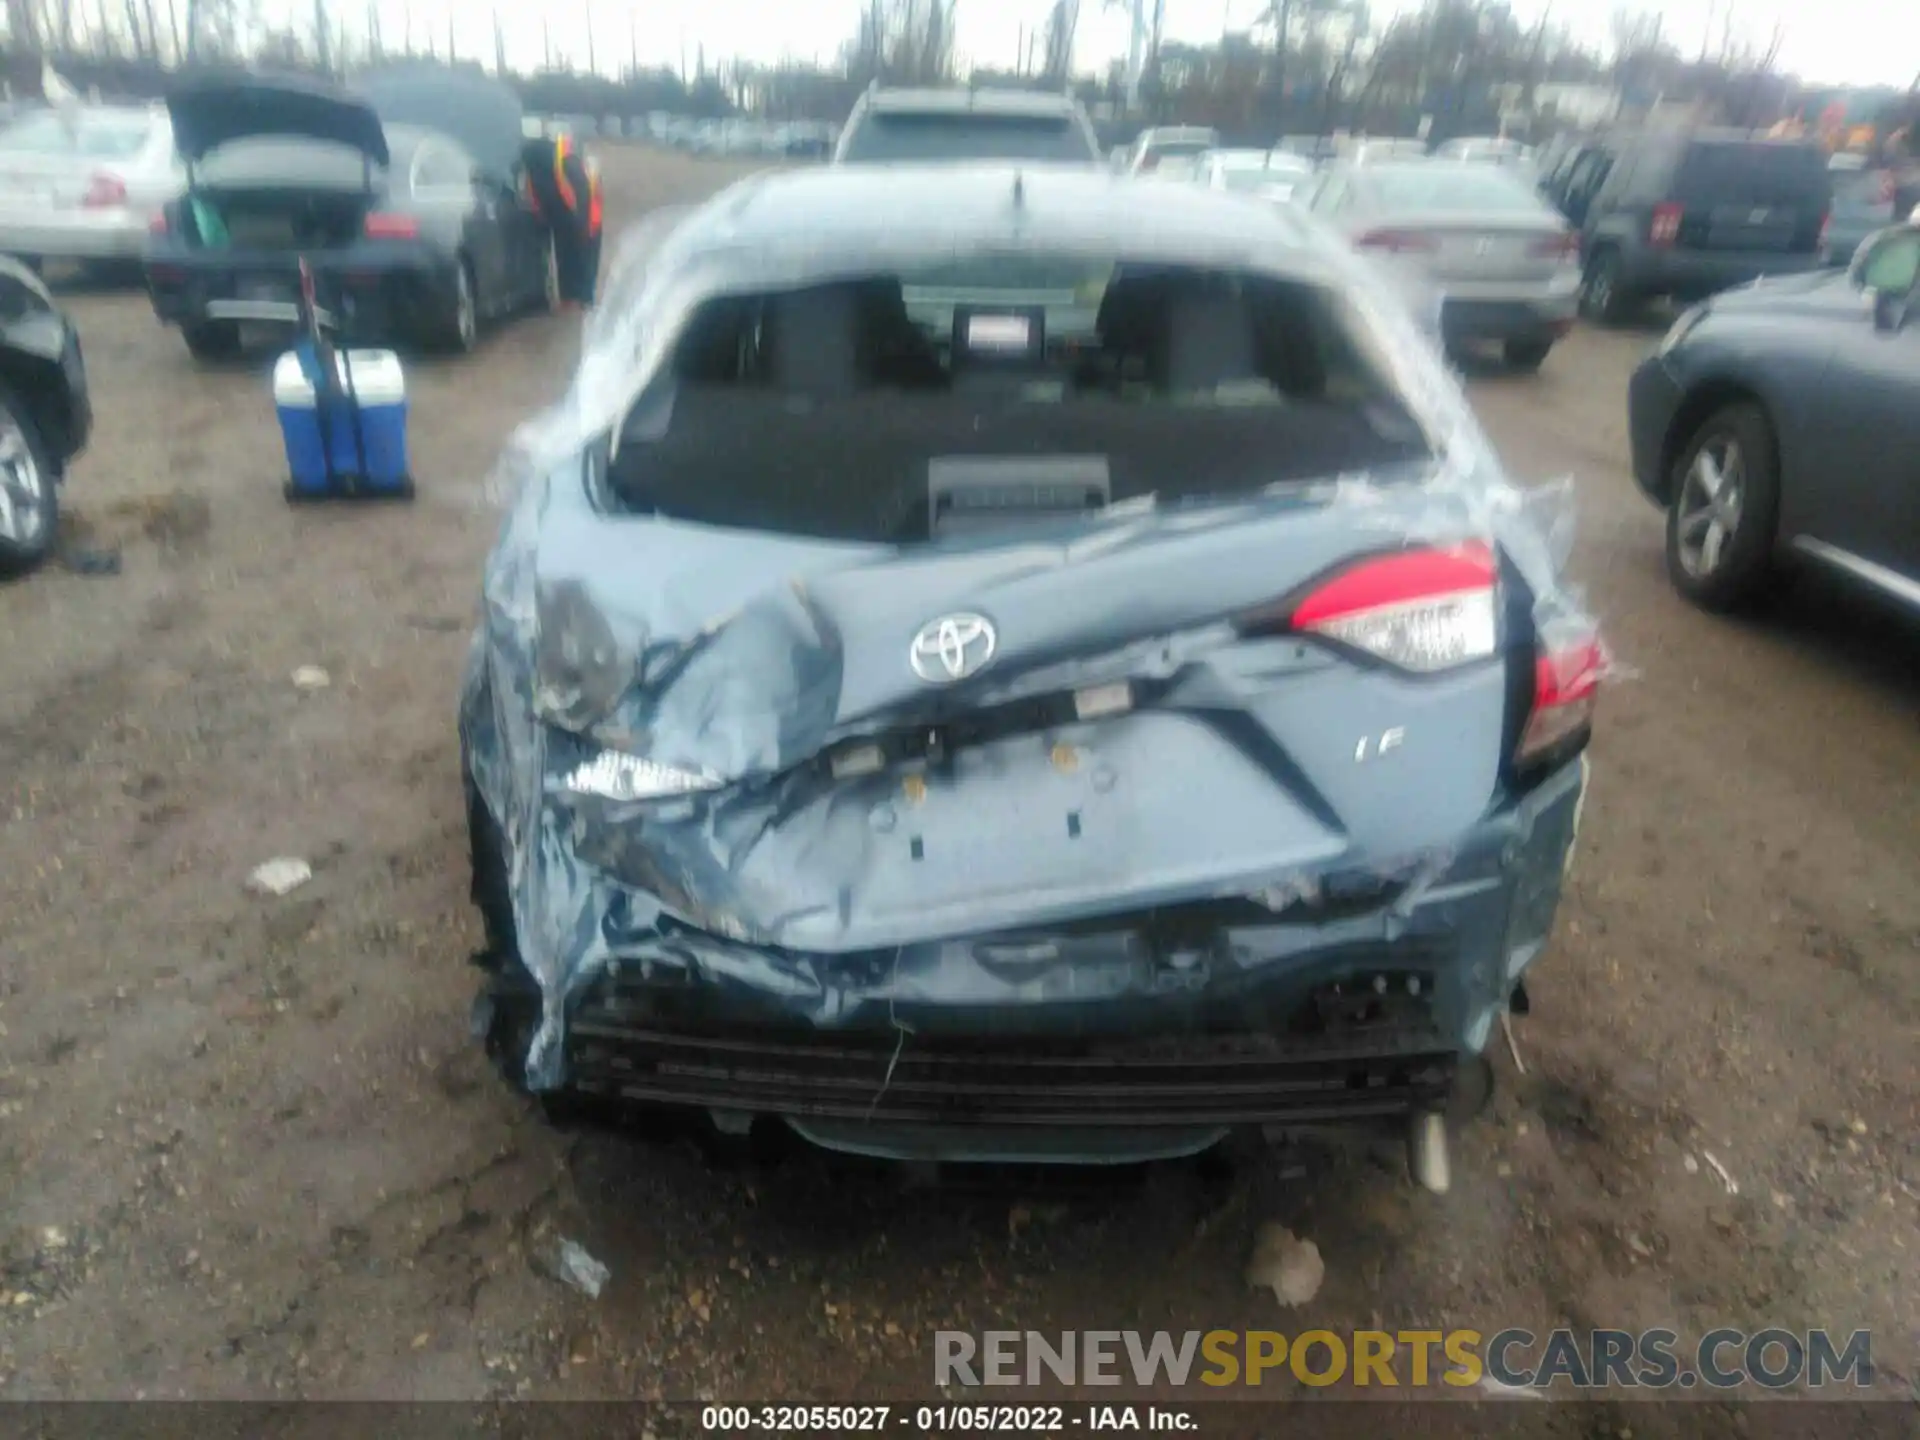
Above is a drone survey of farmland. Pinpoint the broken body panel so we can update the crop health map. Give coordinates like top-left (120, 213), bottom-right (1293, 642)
top-left (459, 165), bottom-right (1606, 1164)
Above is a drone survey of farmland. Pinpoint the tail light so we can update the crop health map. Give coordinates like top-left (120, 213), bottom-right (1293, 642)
top-left (80, 172), bottom-right (126, 208)
top-left (363, 212), bottom-right (419, 240)
top-left (1356, 228), bottom-right (1440, 254)
top-left (1277, 543), bottom-right (1499, 673)
top-left (1530, 231), bottom-right (1581, 261)
top-left (1818, 208), bottom-right (1831, 250)
top-left (147, 211), bottom-right (167, 235)
top-left (1516, 632), bottom-right (1604, 765)
top-left (1649, 203), bottom-right (1683, 247)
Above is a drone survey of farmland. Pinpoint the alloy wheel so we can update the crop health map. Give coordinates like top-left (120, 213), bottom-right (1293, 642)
top-left (1674, 435), bottom-right (1745, 578)
top-left (0, 412), bottom-right (46, 548)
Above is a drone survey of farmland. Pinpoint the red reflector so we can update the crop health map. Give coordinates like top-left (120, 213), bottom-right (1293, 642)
top-left (363, 212), bottom-right (419, 239)
top-left (81, 172), bottom-right (126, 209)
top-left (1517, 635), bottom-right (1605, 762)
top-left (1530, 231), bottom-right (1580, 260)
top-left (1356, 228), bottom-right (1440, 254)
top-left (1291, 543), bottom-right (1496, 628)
top-left (1650, 203), bottom-right (1683, 247)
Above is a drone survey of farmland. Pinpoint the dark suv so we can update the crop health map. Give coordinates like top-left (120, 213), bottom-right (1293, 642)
top-left (1544, 129), bottom-right (1832, 322)
top-left (834, 86), bottom-right (1103, 166)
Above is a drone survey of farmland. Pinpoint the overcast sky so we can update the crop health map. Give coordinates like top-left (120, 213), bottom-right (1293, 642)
top-left (355, 0), bottom-right (1912, 92)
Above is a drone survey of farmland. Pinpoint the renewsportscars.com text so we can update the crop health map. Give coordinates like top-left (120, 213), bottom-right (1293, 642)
top-left (934, 1328), bottom-right (1874, 1392)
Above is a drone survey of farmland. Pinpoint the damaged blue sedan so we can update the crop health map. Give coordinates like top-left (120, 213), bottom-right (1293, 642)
top-left (459, 163), bottom-right (1607, 1187)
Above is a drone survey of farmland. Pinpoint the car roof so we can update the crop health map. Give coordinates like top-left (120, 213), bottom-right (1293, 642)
top-left (668, 163), bottom-right (1332, 282)
top-left (863, 88), bottom-right (1081, 119)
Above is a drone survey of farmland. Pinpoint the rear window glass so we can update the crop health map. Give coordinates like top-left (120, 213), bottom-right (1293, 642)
top-left (1363, 165), bottom-right (1542, 212)
top-left (841, 112), bottom-right (1094, 164)
top-left (1215, 158), bottom-right (1308, 190)
top-left (609, 258), bottom-right (1431, 544)
top-left (1674, 142), bottom-right (1830, 204)
top-left (0, 110), bottom-right (153, 158)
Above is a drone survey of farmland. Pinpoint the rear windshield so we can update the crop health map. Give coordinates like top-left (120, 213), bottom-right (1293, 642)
top-left (1216, 158), bottom-right (1307, 190)
top-left (1674, 142), bottom-right (1830, 205)
top-left (841, 112), bottom-right (1094, 165)
top-left (0, 110), bottom-right (154, 158)
top-left (1363, 165), bottom-right (1541, 212)
top-left (608, 258), bottom-right (1431, 544)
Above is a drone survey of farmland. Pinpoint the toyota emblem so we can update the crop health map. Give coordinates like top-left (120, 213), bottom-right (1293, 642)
top-left (909, 613), bottom-right (998, 683)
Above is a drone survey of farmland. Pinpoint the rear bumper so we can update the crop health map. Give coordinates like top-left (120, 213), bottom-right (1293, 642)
top-left (0, 207), bottom-right (149, 262)
top-left (1616, 246), bottom-right (1820, 300)
top-left (1627, 354), bottom-right (1685, 507)
top-left (490, 756), bottom-right (1589, 1162)
top-left (1434, 274), bottom-right (1579, 346)
top-left (144, 248), bottom-right (459, 341)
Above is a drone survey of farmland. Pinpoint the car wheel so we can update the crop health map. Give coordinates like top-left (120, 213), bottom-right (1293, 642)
top-left (1664, 401), bottom-right (1781, 612)
top-left (181, 321), bottom-right (243, 362)
top-left (433, 258), bottom-right (479, 354)
top-left (1504, 337), bottom-right (1553, 371)
top-left (0, 382), bottom-right (57, 578)
top-left (1579, 249), bottom-right (1630, 324)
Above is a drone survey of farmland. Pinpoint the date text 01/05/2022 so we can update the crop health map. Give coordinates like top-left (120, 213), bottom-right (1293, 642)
top-left (700, 1404), bottom-right (1199, 1431)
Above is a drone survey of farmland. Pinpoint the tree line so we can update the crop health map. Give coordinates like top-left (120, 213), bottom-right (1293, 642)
top-left (0, 0), bottom-right (1911, 143)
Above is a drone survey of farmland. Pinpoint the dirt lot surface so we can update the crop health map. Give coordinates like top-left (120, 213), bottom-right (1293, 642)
top-left (1, 148), bottom-right (1915, 1430)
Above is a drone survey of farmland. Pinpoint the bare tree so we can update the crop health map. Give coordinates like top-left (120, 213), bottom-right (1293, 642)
top-left (1041, 0), bottom-right (1079, 84)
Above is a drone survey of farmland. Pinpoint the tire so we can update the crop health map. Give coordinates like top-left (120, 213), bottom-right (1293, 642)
top-left (1664, 401), bottom-right (1781, 612)
top-left (182, 321), bottom-right (243, 362)
top-left (431, 258), bottom-right (480, 354)
top-left (0, 381), bottom-right (58, 578)
top-left (1579, 248), bottom-right (1632, 325)
top-left (1504, 337), bottom-right (1554, 371)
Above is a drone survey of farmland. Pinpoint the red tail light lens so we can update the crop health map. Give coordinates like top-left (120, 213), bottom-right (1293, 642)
top-left (363, 212), bottom-right (419, 240)
top-left (1530, 230), bottom-right (1581, 261)
top-left (147, 211), bottom-right (168, 235)
top-left (1356, 228), bottom-right (1440, 254)
top-left (1818, 208), bottom-right (1831, 250)
top-left (1649, 203), bottom-right (1683, 247)
top-left (81, 172), bottom-right (126, 209)
top-left (1517, 633), bottom-right (1604, 764)
top-left (1284, 543), bottom-right (1499, 673)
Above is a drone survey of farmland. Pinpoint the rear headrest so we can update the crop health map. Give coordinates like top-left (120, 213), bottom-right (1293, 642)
top-left (1164, 292), bottom-right (1259, 393)
top-left (763, 284), bottom-right (863, 396)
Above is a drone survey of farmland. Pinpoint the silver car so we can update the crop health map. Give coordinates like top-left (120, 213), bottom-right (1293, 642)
top-left (1301, 159), bottom-right (1580, 370)
top-left (1194, 148), bottom-right (1314, 204)
top-left (0, 104), bottom-right (180, 270)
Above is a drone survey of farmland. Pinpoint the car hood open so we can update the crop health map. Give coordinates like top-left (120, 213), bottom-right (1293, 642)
top-left (167, 73), bottom-right (389, 165)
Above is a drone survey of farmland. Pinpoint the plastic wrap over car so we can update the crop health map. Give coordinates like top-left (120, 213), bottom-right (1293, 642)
top-left (463, 171), bottom-right (1620, 1093)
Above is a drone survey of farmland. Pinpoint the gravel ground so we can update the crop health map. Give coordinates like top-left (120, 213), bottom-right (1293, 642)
top-left (0, 148), bottom-right (1914, 1432)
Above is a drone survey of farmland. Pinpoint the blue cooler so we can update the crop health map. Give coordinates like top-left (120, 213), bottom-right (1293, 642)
top-left (272, 347), bottom-right (413, 500)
